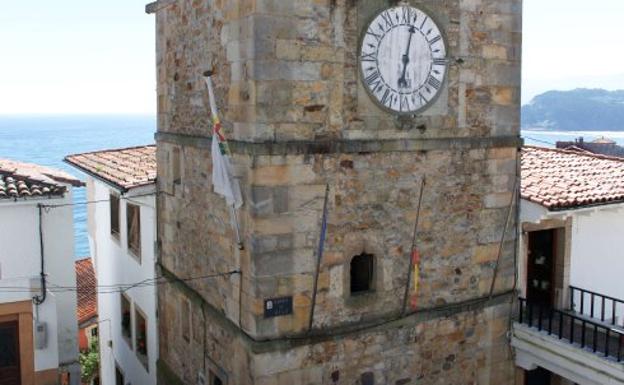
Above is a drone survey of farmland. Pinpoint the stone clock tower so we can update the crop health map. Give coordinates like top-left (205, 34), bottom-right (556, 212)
top-left (148, 0), bottom-right (521, 384)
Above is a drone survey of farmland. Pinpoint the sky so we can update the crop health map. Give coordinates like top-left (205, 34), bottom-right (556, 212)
top-left (0, 1), bottom-right (623, 114)
top-left (0, 1), bottom-right (156, 114)
top-left (522, 0), bottom-right (624, 104)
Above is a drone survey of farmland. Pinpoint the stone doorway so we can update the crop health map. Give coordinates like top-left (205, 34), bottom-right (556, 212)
top-left (521, 218), bottom-right (571, 311)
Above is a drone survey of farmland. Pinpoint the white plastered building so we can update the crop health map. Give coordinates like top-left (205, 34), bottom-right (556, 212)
top-left (514, 146), bottom-right (624, 385)
top-left (66, 145), bottom-right (158, 385)
top-left (0, 158), bottom-right (82, 385)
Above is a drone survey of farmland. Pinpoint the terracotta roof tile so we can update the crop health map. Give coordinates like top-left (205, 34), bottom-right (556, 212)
top-left (75, 258), bottom-right (97, 325)
top-left (65, 145), bottom-right (156, 191)
top-left (521, 146), bottom-right (624, 210)
top-left (0, 159), bottom-right (83, 200)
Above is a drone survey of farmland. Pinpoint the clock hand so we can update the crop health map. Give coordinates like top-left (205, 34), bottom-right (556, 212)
top-left (398, 26), bottom-right (416, 89)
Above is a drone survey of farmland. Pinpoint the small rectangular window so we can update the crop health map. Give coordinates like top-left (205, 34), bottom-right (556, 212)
top-left (135, 307), bottom-right (148, 369)
top-left (350, 253), bottom-right (374, 294)
top-left (120, 294), bottom-right (132, 347)
top-left (110, 194), bottom-right (120, 238)
top-left (127, 203), bottom-right (141, 259)
top-left (91, 327), bottom-right (98, 338)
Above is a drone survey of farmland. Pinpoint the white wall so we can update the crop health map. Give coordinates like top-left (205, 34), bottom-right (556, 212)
top-left (520, 200), bottom-right (624, 321)
top-left (0, 277), bottom-right (60, 371)
top-left (0, 188), bottom-right (79, 381)
top-left (567, 205), bottom-right (624, 319)
top-left (89, 178), bottom-right (157, 385)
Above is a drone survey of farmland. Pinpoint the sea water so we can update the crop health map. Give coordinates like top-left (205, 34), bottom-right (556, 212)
top-left (0, 115), bottom-right (155, 258)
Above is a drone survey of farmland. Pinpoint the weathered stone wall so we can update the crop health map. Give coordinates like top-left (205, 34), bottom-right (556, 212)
top-left (157, 137), bottom-right (517, 340)
top-left (156, 142), bottom-right (247, 323)
top-left (158, 278), bottom-right (254, 385)
top-left (159, 275), bottom-right (514, 385)
top-left (240, 146), bottom-right (518, 338)
top-left (155, 0), bottom-right (521, 140)
top-left (251, 299), bottom-right (514, 385)
top-left (153, 0), bottom-right (521, 383)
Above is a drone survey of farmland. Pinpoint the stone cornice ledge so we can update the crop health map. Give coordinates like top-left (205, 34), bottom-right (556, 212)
top-left (156, 132), bottom-right (523, 156)
top-left (159, 264), bottom-right (513, 354)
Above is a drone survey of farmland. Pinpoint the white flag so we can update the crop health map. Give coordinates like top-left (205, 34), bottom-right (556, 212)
top-left (211, 131), bottom-right (242, 208)
top-left (203, 74), bottom-right (243, 209)
top-left (203, 72), bottom-right (244, 249)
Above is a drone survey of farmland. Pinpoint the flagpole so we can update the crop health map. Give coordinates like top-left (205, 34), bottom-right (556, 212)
top-left (308, 184), bottom-right (330, 332)
top-left (402, 176), bottom-right (425, 316)
top-left (203, 70), bottom-right (244, 250)
top-left (230, 204), bottom-right (244, 251)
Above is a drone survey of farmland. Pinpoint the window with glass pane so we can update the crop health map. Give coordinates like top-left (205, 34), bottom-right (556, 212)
top-left (110, 194), bottom-right (120, 238)
top-left (126, 203), bottom-right (141, 259)
top-left (120, 294), bottom-right (132, 346)
top-left (135, 307), bottom-right (148, 369)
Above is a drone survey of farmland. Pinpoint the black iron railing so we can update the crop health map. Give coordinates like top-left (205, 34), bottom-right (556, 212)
top-left (570, 286), bottom-right (624, 326)
top-left (518, 298), bottom-right (624, 362)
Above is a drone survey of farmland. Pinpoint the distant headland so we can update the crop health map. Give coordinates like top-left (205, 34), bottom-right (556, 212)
top-left (522, 88), bottom-right (624, 131)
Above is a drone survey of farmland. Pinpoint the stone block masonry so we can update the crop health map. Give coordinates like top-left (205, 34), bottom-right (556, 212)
top-left (149, 0), bottom-right (522, 383)
top-left (158, 277), bottom-right (515, 385)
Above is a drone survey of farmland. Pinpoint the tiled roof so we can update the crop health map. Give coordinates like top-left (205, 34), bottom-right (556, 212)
top-left (521, 146), bottom-right (624, 210)
top-left (0, 159), bottom-right (83, 200)
top-left (75, 258), bottom-right (97, 325)
top-left (65, 145), bottom-right (156, 191)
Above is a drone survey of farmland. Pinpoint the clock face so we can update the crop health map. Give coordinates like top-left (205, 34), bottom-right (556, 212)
top-left (360, 5), bottom-right (448, 114)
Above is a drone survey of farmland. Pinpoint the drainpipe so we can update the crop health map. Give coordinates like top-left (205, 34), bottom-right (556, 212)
top-left (33, 203), bottom-right (47, 305)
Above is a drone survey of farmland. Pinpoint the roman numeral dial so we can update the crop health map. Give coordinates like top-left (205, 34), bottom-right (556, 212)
top-left (359, 5), bottom-right (448, 114)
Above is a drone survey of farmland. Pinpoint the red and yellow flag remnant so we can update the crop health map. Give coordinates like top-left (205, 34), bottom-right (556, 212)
top-left (212, 115), bottom-right (229, 155)
top-left (410, 248), bottom-right (420, 310)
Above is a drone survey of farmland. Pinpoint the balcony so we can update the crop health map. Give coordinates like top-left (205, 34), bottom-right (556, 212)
top-left (512, 287), bottom-right (624, 385)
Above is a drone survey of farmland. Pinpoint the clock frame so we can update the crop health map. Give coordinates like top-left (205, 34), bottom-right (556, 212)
top-left (358, 4), bottom-right (449, 116)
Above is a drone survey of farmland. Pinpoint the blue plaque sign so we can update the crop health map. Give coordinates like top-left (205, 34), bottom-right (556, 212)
top-left (264, 297), bottom-right (293, 318)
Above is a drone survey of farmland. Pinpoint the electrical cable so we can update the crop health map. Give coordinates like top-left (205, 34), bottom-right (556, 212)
top-left (33, 204), bottom-right (47, 305)
top-left (2, 189), bottom-right (240, 295)
top-left (0, 270), bottom-right (241, 295)
top-left (38, 190), bottom-right (173, 209)
top-left (522, 135), bottom-right (557, 146)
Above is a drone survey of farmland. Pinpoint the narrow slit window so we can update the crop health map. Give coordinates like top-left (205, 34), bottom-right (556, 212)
top-left (350, 253), bottom-right (374, 294)
top-left (110, 194), bottom-right (120, 237)
top-left (127, 203), bottom-right (141, 260)
top-left (181, 298), bottom-right (191, 343)
top-left (172, 147), bottom-right (182, 184)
